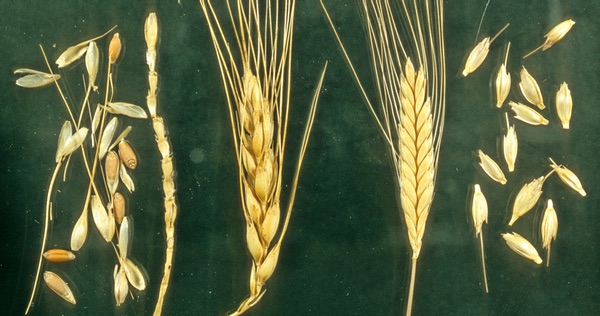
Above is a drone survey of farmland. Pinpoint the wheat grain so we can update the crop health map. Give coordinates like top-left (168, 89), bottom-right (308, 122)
top-left (503, 113), bottom-right (518, 172)
top-left (556, 82), bottom-right (573, 129)
top-left (508, 101), bottom-right (549, 125)
top-left (495, 43), bottom-right (511, 108)
top-left (540, 199), bottom-right (558, 267)
top-left (549, 157), bottom-right (586, 196)
top-left (462, 24), bottom-right (509, 77)
top-left (502, 232), bottom-right (543, 264)
top-left (508, 170), bottom-right (554, 226)
top-left (519, 67), bottom-right (545, 109)
top-left (471, 184), bottom-right (489, 293)
top-left (43, 271), bottom-right (77, 305)
top-left (524, 19), bottom-right (575, 59)
top-left (478, 150), bottom-right (507, 184)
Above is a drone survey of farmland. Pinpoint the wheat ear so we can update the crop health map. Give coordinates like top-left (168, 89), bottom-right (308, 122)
top-left (200, 1), bottom-right (326, 314)
top-left (399, 58), bottom-right (435, 314)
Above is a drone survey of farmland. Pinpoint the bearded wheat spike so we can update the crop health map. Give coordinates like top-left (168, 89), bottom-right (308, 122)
top-left (321, 1), bottom-right (445, 314)
top-left (200, 1), bottom-right (326, 314)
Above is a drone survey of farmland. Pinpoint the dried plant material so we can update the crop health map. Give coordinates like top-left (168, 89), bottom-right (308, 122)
top-left (15, 69), bottom-right (60, 88)
top-left (70, 207), bottom-right (88, 251)
top-left (471, 184), bottom-right (489, 293)
top-left (478, 150), bottom-right (507, 184)
top-left (462, 24), bottom-right (509, 77)
top-left (42, 249), bottom-right (76, 262)
top-left (123, 258), bottom-right (146, 291)
top-left (108, 126), bottom-right (132, 153)
top-left (105, 102), bottom-right (148, 119)
top-left (119, 216), bottom-right (129, 259)
top-left (56, 121), bottom-right (72, 163)
top-left (503, 113), bottom-right (518, 172)
top-left (56, 127), bottom-right (88, 162)
top-left (113, 192), bottom-right (126, 224)
top-left (99, 117), bottom-right (118, 160)
top-left (105, 151), bottom-right (120, 196)
top-left (201, 1), bottom-right (328, 314)
top-left (144, 12), bottom-right (158, 72)
top-left (556, 82), bottom-right (572, 129)
top-left (508, 171), bottom-right (553, 226)
top-left (495, 43), bottom-right (511, 108)
top-left (55, 25), bottom-right (117, 68)
top-left (91, 106), bottom-right (101, 147)
top-left (43, 271), bottom-right (76, 305)
top-left (143, 12), bottom-right (179, 315)
top-left (501, 232), bottom-right (543, 264)
top-left (541, 199), bottom-right (558, 267)
top-left (320, 2), bottom-right (446, 315)
top-left (508, 101), bottom-right (549, 125)
top-left (113, 265), bottom-right (128, 307)
top-left (549, 157), bottom-right (586, 196)
top-left (118, 140), bottom-right (138, 169)
top-left (85, 41), bottom-right (99, 91)
top-left (91, 195), bottom-right (112, 242)
top-left (108, 33), bottom-right (122, 64)
top-left (524, 19), bottom-right (575, 59)
top-left (519, 67), bottom-right (545, 109)
top-left (119, 162), bottom-right (135, 193)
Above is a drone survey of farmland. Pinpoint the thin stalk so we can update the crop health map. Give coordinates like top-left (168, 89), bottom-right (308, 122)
top-left (25, 161), bottom-right (62, 315)
top-left (546, 244), bottom-right (552, 267)
top-left (406, 256), bottom-right (418, 316)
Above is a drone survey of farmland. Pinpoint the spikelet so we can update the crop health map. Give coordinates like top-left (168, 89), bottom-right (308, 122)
top-left (113, 265), bottom-right (128, 307)
top-left (524, 19), bottom-right (575, 59)
top-left (508, 101), bottom-right (549, 125)
top-left (70, 207), bottom-right (88, 251)
top-left (541, 199), bottom-right (558, 267)
top-left (43, 271), bottom-right (77, 305)
top-left (503, 113), bottom-right (518, 172)
top-left (502, 232), bottom-right (543, 264)
top-left (471, 184), bottom-right (489, 293)
top-left (85, 41), bottom-right (99, 91)
top-left (477, 150), bottom-right (507, 184)
top-left (549, 158), bottom-right (586, 196)
top-left (495, 43), bottom-right (511, 108)
top-left (556, 82), bottom-right (572, 129)
top-left (105, 151), bottom-right (120, 196)
top-left (519, 67), bottom-right (545, 110)
top-left (508, 171), bottom-right (553, 226)
top-left (462, 24), bottom-right (509, 77)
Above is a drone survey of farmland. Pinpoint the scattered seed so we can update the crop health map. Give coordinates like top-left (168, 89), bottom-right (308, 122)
top-left (508, 101), bottom-right (549, 125)
top-left (477, 150), bottom-right (507, 185)
top-left (502, 232), bottom-right (543, 264)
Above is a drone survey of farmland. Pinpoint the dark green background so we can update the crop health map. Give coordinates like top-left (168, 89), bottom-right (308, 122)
top-left (1, 1), bottom-right (599, 315)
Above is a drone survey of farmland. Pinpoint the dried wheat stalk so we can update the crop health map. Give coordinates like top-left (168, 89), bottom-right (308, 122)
top-left (200, 1), bottom-right (325, 314)
top-left (321, 1), bottom-right (446, 314)
top-left (142, 12), bottom-right (179, 316)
